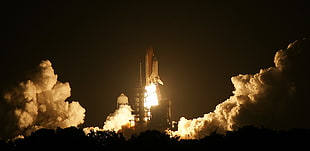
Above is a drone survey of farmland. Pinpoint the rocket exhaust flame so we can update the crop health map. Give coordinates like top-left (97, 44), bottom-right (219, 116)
top-left (144, 84), bottom-right (159, 108)
top-left (141, 46), bottom-right (164, 122)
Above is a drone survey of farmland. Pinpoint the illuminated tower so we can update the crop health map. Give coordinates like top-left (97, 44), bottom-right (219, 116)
top-left (134, 62), bottom-right (147, 125)
top-left (134, 46), bottom-right (172, 131)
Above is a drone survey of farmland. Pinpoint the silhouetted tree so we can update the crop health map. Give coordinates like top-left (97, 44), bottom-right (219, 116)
top-left (87, 130), bottom-right (126, 150)
top-left (2, 126), bottom-right (310, 151)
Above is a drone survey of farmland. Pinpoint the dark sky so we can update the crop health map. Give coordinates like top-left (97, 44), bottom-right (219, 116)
top-left (4, 1), bottom-right (310, 127)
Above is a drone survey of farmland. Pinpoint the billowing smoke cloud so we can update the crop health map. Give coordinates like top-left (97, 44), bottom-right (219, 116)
top-left (173, 38), bottom-right (310, 139)
top-left (83, 104), bottom-right (135, 140)
top-left (103, 104), bottom-right (134, 132)
top-left (0, 60), bottom-right (86, 139)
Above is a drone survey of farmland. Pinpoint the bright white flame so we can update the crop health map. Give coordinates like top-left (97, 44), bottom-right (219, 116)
top-left (144, 84), bottom-right (159, 108)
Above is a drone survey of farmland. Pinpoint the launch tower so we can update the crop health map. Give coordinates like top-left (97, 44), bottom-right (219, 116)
top-left (134, 46), bottom-right (172, 131)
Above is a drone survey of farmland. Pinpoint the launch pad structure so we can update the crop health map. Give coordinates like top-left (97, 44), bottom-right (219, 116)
top-left (132, 46), bottom-right (173, 131)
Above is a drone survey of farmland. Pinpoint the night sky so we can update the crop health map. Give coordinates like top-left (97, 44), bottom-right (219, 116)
top-left (4, 1), bottom-right (310, 127)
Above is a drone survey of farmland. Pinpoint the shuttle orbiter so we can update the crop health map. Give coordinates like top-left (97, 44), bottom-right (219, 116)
top-left (145, 47), bottom-right (163, 86)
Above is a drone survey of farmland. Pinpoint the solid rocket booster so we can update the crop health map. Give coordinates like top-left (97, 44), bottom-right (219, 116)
top-left (145, 47), bottom-right (163, 85)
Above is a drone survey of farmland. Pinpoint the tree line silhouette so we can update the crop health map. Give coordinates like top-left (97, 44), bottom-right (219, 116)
top-left (1, 126), bottom-right (309, 150)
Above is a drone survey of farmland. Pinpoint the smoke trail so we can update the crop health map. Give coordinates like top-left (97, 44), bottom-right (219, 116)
top-left (0, 60), bottom-right (85, 139)
top-left (103, 104), bottom-right (134, 132)
top-left (173, 38), bottom-right (310, 139)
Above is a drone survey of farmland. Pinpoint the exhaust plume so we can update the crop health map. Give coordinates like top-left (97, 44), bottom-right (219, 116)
top-left (0, 60), bottom-right (85, 139)
top-left (103, 104), bottom-right (134, 132)
top-left (173, 38), bottom-right (310, 139)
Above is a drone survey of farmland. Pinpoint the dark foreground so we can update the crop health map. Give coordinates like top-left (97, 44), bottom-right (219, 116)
top-left (1, 126), bottom-right (309, 151)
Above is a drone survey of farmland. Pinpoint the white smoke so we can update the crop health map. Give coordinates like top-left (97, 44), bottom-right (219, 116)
top-left (173, 38), bottom-right (310, 139)
top-left (0, 60), bottom-right (86, 139)
top-left (83, 95), bottom-right (135, 140)
top-left (103, 104), bottom-right (134, 132)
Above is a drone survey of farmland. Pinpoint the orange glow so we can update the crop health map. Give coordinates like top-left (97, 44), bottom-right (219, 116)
top-left (144, 84), bottom-right (159, 108)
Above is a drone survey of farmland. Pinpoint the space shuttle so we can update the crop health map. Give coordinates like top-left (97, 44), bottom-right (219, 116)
top-left (145, 46), bottom-right (163, 86)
